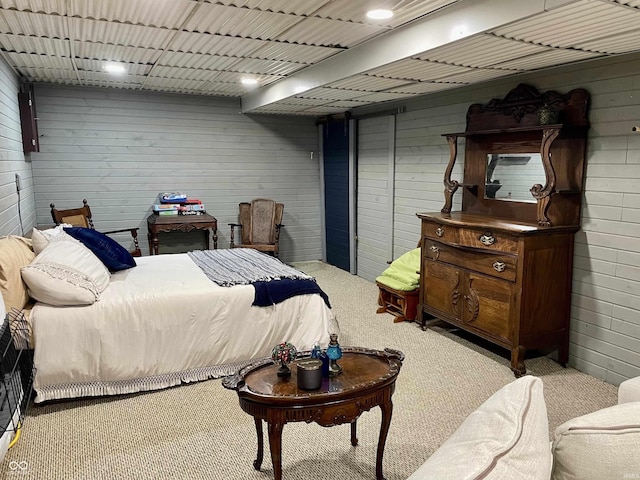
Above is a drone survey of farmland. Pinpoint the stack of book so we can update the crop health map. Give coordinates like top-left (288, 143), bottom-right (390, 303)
top-left (153, 193), bottom-right (206, 216)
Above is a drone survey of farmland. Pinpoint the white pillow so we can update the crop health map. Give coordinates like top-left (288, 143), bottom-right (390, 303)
top-left (551, 401), bottom-right (640, 480)
top-left (31, 224), bottom-right (76, 255)
top-left (21, 240), bottom-right (110, 306)
top-left (408, 376), bottom-right (552, 480)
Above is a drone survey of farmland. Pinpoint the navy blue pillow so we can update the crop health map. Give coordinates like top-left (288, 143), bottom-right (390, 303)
top-left (63, 227), bottom-right (136, 272)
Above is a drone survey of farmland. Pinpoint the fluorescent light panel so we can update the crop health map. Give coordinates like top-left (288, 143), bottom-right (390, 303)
top-left (103, 62), bottom-right (127, 74)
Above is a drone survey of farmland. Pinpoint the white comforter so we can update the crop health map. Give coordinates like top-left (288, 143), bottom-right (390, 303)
top-left (32, 254), bottom-right (332, 402)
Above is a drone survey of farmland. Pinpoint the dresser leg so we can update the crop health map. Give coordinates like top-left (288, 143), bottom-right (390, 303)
top-left (510, 345), bottom-right (526, 377)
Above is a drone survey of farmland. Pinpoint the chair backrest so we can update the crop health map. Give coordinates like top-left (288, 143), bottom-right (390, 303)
top-left (50, 199), bottom-right (95, 229)
top-left (238, 198), bottom-right (283, 245)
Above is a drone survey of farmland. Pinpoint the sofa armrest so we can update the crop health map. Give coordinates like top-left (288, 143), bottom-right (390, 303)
top-left (618, 376), bottom-right (640, 404)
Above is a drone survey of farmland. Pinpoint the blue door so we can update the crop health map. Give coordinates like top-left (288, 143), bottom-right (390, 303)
top-left (323, 118), bottom-right (350, 271)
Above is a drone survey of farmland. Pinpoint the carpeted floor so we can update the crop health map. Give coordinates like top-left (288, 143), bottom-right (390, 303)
top-left (1, 261), bottom-right (617, 480)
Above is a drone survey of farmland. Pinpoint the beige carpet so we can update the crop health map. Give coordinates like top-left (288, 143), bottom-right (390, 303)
top-left (1, 261), bottom-right (617, 480)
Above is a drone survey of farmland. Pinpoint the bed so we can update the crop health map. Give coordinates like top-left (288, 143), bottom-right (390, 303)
top-left (0, 233), bottom-right (332, 403)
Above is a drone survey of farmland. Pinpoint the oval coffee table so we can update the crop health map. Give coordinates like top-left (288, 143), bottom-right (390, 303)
top-left (223, 347), bottom-right (404, 480)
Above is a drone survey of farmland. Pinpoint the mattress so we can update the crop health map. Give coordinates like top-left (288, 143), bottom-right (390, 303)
top-left (31, 253), bottom-right (332, 402)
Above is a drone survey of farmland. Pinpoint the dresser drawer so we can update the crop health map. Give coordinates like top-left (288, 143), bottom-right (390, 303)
top-left (424, 240), bottom-right (517, 282)
top-left (422, 220), bottom-right (458, 243)
top-left (457, 227), bottom-right (519, 254)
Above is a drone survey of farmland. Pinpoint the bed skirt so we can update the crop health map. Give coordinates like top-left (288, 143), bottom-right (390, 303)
top-left (34, 358), bottom-right (259, 403)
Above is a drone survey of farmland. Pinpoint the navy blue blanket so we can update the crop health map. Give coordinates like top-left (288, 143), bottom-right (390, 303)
top-left (253, 279), bottom-right (331, 308)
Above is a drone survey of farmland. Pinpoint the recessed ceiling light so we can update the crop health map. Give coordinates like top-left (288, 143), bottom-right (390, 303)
top-left (103, 62), bottom-right (127, 74)
top-left (366, 9), bottom-right (393, 20)
top-left (241, 78), bottom-right (259, 85)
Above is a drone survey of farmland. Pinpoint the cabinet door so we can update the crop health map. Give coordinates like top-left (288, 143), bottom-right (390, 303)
top-left (463, 273), bottom-right (513, 344)
top-left (423, 260), bottom-right (462, 322)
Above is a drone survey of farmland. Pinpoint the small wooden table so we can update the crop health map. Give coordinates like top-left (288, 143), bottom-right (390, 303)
top-left (223, 347), bottom-right (404, 480)
top-left (147, 213), bottom-right (217, 255)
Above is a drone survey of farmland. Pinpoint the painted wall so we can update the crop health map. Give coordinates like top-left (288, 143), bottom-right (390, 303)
top-left (0, 56), bottom-right (35, 237)
top-left (30, 85), bottom-right (323, 262)
top-left (353, 51), bottom-right (640, 385)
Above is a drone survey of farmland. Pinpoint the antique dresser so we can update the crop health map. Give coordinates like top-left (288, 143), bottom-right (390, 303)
top-left (416, 84), bottom-right (590, 376)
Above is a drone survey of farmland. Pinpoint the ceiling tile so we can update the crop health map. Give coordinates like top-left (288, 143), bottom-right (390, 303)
top-left (416, 34), bottom-right (549, 69)
top-left (491, 1), bottom-right (640, 48)
top-left (385, 81), bottom-right (462, 94)
top-left (0, 33), bottom-right (69, 55)
top-left (68, 0), bottom-right (195, 29)
top-left (205, 0), bottom-right (332, 17)
top-left (169, 31), bottom-right (267, 58)
top-left (69, 17), bottom-right (175, 48)
top-left (491, 48), bottom-right (602, 71)
top-left (5, 50), bottom-right (70, 68)
top-left (296, 87), bottom-right (368, 101)
top-left (0, 0), bottom-right (66, 14)
top-left (366, 58), bottom-right (471, 82)
top-left (353, 91), bottom-right (416, 102)
top-left (0, 9), bottom-right (65, 37)
top-left (183, 3), bottom-right (300, 40)
top-left (17, 66), bottom-right (78, 83)
top-left (73, 42), bottom-right (162, 65)
top-left (575, 30), bottom-right (640, 54)
top-left (277, 16), bottom-right (385, 48)
top-left (228, 57), bottom-right (304, 76)
top-left (443, 68), bottom-right (517, 84)
top-left (147, 66), bottom-right (221, 82)
top-left (248, 41), bottom-right (342, 64)
top-left (327, 74), bottom-right (411, 91)
top-left (75, 58), bottom-right (151, 75)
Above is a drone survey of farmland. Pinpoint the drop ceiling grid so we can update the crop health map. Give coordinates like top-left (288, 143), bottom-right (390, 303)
top-left (491, 1), bottom-right (640, 48)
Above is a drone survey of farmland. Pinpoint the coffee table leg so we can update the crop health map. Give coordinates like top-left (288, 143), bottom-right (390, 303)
top-left (351, 420), bottom-right (358, 446)
top-left (268, 422), bottom-right (284, 480)
top-left (376, 399), bottom-right (393, 480)
top-left (253, 418), bottom-right (263, 471)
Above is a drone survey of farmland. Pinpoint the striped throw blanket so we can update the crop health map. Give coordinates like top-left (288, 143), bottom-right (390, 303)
top-left (188, 248), bottom-right (312, 287)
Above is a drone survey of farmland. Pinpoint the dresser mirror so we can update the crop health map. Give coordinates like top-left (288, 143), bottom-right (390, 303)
top-left (484, 153), bottom-right (544, 202)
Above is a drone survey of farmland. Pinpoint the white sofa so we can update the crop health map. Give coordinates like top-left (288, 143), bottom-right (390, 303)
top-left (408, 375), bottom-right (640, 480)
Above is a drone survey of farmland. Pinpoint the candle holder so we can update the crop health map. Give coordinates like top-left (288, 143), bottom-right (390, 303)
top-left (271, 342), bottom-right (297, 378)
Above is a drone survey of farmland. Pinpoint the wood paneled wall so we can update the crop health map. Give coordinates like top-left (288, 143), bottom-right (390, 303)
top-left (30, 85), bottom-right (323, 262)
top-left (0, 57), bottom-right (35, 237)
top-left (354, 51), bottom-right (640, 385)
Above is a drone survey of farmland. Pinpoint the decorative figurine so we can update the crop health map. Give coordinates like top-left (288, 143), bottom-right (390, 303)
top-left (325, 333), bottom-right (343, 376)
top-left (271, 342), bottom-right (297, 378)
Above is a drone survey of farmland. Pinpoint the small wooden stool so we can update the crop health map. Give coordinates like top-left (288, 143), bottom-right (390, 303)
top-left (376, 281), bottom-right (419, 323)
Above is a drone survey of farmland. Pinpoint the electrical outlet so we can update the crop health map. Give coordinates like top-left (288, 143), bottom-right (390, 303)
top-left (15, 173), bottom-right (22, 192)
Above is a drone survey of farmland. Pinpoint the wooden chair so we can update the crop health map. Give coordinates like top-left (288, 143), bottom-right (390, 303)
top-left (229, 198), bottom-right (284, 257)
top-left (50, 199), bottom-right (141, 257)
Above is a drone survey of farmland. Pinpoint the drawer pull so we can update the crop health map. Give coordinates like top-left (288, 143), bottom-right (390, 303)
top-left (493, 261), bottom-right (506, 272)
top-left (435, 227), bottom-right (444, 237)
top-left (480, 232), bottom-right (495, 246)
top-left (429, 245), bottom-right (440, 260)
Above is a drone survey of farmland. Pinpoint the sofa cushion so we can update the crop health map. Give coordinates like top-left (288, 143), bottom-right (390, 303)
top-left (551, 401), bottom-right (640, 480)
top-left (407, 376), bottom-right (551, 480)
